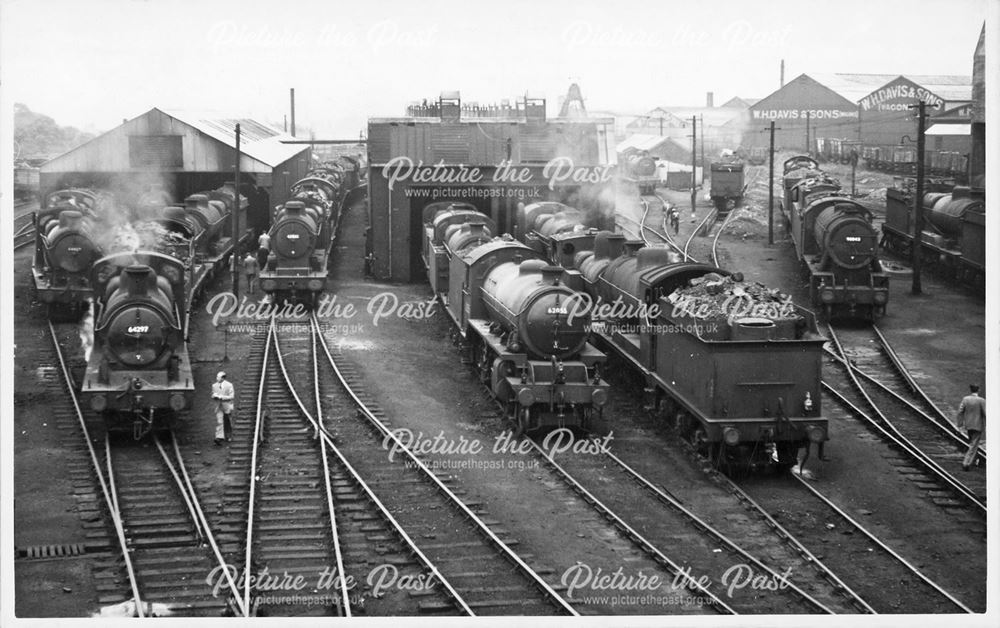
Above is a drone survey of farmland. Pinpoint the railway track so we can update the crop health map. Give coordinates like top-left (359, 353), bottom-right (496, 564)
top-left (828, 324), bottom-right (986, 463)
top-left (14, 207), bottom-right (35, 249)
top-left (228, 314), bottom-right (576, 616)
top-left (737, 472), bottom-right (974, 613)
top-left (823, 324), bottom-right (986, 517)
top-left (46, 321), bottom-right (241, 617)
top-left (526, 436), bottom-right (866, 615)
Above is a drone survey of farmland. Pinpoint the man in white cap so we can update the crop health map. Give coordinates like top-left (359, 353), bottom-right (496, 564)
top-left (212, 371), bottom-right (235, 446)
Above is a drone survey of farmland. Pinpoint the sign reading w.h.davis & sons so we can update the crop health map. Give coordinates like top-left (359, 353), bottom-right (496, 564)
top-left (858, 76), bottom-right (945, 112)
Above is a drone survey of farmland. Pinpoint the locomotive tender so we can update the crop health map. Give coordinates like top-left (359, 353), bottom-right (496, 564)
top-left (423, 203), bottom-right (609, 432)
top-left (620, 151), bottom-right (659, 195)
top-left (709, 161), bottom-right (745, 213)
top-left (260, 160), bottom-right (360, 306)
top-left (32, 189), bottom-right (104, 317)
top-left (882, 184), bottom-right (985, 287)
top-left (523, 209), bottom-right (829, 469)
top-left (780, 156), bottom-right (889, 320)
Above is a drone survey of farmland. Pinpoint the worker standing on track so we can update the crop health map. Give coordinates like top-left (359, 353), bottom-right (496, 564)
top-left (956, 384), bottom-right (986, 471)
top-left (212, 371), bottom-right (235, 446)
top-left (667, 204), bottom-right (679, 235)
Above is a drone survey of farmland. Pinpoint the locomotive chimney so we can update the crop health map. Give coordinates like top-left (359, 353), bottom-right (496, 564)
top-left (623, 240), bottom-right (645, 256)
top-left (606, 234), bottom-right (627, 259)
top-left (541, 265), bottom-right (564, 285)
top-left (58, 210), bottom-right (83, 228)
top-left (283, 200), bottom-right (306, 215)
top-left (185, 193), bottom-right (209, 210)
top-left (123, 265), bottom-right (154, 297)
top-left (592, 231), bottom-right (612, 259)
top-left (706, 92), bottom-right (714, 108)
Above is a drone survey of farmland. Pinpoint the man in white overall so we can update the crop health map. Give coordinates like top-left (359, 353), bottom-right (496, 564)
top-left (212, 371), bottom-right (235, 446)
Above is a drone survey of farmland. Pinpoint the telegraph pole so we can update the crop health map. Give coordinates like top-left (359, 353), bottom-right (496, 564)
top-left (232, 123), bottom-right (241, 299)
top-left (766, 121), bottom-right (781, 244)
top-left (700, 114), bottom-right (705, 184)
top-left (910, 101), bottom-right (927, 295)
top-left (804, 111), bottom-right (811, 154)
top-left (690, 116), bottom-right (697, 221)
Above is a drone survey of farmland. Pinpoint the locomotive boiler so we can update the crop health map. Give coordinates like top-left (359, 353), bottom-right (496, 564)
top-left (443, 236), bottom-right (608, 432)
top-left (421, 201), bottom-right (495, 296)
top-left (81, 251), bottom-right (193, 438)
top-left (881, 184), bottom-right (985, 287)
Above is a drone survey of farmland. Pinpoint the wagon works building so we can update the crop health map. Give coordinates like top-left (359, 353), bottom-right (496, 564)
top-left (745, 73), bottom-right (971, 151)
top-left (366, 94), bottom-right (615, 281)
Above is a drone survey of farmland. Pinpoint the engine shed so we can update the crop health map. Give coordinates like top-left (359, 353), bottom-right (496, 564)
top-left (39, 108), bottom-right (313, 236)
top-left (367, 94), bottom-right (616, 281)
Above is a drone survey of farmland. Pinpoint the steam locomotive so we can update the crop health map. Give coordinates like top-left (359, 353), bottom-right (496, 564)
top-left (525, 210), bottom-right (828, 470)
top-left (881, 183), bottom-right (985, 288)
top-left (80, 252), bottom-right (192, 438)
top-left (780, 156), bottom-right (889, 320)
top-left (154, 184), bottom-right (249, 317)
top-left (77, 184), bottom-right (248, 436)
top-left (32, 189), bottom-right (104, 318)
top-left (620, 150), bottom-right (659, 195)
top-left (259, 159), bottom-right (361, 306)
top-left (423, 203), bottom-right (609, 431)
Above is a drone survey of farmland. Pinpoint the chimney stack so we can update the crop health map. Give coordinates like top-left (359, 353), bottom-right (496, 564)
top-left (706, 92), bottom-right (714, 108)
top-left (780, 60), bottom-right (785, 87)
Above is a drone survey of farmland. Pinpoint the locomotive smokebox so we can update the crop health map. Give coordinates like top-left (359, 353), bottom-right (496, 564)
top-left (813, 204), bottom-right (878, 270)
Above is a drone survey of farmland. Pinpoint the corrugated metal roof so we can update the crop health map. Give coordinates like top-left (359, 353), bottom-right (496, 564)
top-left (159, 109), bottom-right (308, 167)
top-left (616, 134), bottom-right (690, 153)
top-left (655, 107), bottom-right (744, 127)
top-left (809, 73), bottom-right (972, 104)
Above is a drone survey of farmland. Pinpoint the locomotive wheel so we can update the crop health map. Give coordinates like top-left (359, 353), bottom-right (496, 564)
top-left (513, 404), bottom-right (530, 438)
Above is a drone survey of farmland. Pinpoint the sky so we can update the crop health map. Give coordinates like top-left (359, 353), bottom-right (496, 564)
top-left (0, 0), bottom-right (990, 138)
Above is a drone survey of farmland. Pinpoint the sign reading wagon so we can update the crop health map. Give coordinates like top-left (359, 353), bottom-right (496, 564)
top-left (859, 76), bottom-right (945, 112)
